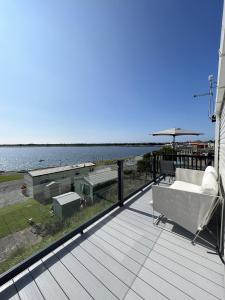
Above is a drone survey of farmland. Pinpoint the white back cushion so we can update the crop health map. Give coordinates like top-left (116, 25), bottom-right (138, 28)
top-left (204, 166), bottom-right (218, 180)
top-left (201, 171), bottom-right (218, 196)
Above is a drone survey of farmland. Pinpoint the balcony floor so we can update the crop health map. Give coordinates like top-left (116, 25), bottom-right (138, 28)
top-left (0, 181), bottom-right (224, 300)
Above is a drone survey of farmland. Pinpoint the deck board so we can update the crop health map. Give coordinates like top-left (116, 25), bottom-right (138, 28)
top-left (156, 238), bottom-right (223, 274)
top-left (68, 244), bottom-right (129, 299)
top-left (42, 252), bottom-right (93, 300)
top-left (28, 260), bottom-right (68, 300)
top-left (80, 239), bottom-right (136, 286)
top-left (0, 184), bottom-right (224, 300)
top-left (54, 245), bottom-right (117, 300)
top-left (0, 280), bottom-right (20, 300)
top-left (13, 270), bottom-right (44, 300)
top-left (94, 228), bottom-right (147, 265)
top-left (88, 233), bottom-right (142, 274)
top-left (148, 251), bottom-right (224, 299)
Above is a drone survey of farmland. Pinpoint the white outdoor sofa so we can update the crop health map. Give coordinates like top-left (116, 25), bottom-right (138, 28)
top-left (152, 166), bottom-right (219, 241)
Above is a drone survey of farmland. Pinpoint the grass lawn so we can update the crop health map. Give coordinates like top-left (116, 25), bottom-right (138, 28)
top-left (0, 198), bottom-right (52, 238)
top-left (0, 198), bottom-right (115, 274)
top-left (0, 173), bottom-right (23, 183)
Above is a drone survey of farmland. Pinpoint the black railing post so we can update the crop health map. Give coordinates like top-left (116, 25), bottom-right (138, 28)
top-left (153, 153), bottom-right (156, 183)
top-left (200, 157), bottom-right (202, 170)
top-left (118, 160), bottom-right (124, 207)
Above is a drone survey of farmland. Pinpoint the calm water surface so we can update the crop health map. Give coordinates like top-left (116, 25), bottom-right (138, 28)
top-left (0, 146), bottom-right (160, 171)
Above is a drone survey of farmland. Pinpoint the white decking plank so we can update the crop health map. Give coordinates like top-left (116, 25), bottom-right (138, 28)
top-left (69, 244), bottom-right (129, 299)
top-left (94, 229), bottom-right (147, 265)
top-left (129, 203), bottom-right (152, 212)
top-left (13, 270), bottom-right (44, 300)
top-left (122, 210), bottom-right (165, 231)
top-left (88, 234), bottom-right (142, 274)
top-left (1, 184), bottom-right (224, 300)
top-left (130, 277), bottom-right (167, 300)
top-left (116, 210), bottom-right (158, 230)
top-left (124, 289), bottom-right (144, 300)
top-left (137, 267), bottom-right (193, 300)
top-left (118, 211), bottom-right (161, 236)
top-left (129, 191), bottom-right (152, 204)
top-left (148, 251), bottom-right (224, 299)
top-left (102, 225), bottom-right (152, 256)
top-left (81, 238), bottom-right (136, 286)
top-left (144, 255), bottom-right (221, 300)
top-left (122, 208), bottom-right (158, 224)
top-left (156, 238), bottom-right (223, 274)
top-left (55, 246), bottom-right (117, 300)
top-left (0, 280), bottom-right (20, 300)
top-left (42, 252), bottom-right (93, 300)
top-left (112, 216), bottom-right (160, 240)
top-left (28, 260), bottom-right (68, 300)
top-left (106, 221), bottom-right (157, 248)
top-left (123, 209), bottom-right (222, 265)
top-left (160, 230), bottom-right (222, 264)
top-left (129, 195), bottom-right (152, 206)
top-left (153, 243), bottom-right (224, 286)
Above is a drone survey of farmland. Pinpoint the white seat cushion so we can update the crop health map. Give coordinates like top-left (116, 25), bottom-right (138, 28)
top-left (170, 180), bottom-right (202, 194)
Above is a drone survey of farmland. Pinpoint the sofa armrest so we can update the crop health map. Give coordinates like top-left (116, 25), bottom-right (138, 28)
top-left (152, 185), bottom-right (214, 234)
top-left (175, 168), bottom-right (204, 185)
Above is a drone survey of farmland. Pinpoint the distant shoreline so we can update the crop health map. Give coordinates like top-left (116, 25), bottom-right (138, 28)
top-left (0, 143), bottom-right (164, 147)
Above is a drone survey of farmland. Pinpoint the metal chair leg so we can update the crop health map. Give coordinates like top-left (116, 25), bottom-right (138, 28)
top-left (154, 214), bottom-right (164, 226)
top-left (192, 230), bottom-right (201, 245)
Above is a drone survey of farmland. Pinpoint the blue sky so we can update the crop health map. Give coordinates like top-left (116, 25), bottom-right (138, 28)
top-left (0, 0), bottom-right (223, 143)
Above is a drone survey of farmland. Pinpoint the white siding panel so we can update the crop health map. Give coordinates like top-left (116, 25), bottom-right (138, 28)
top-left (219, 102), bottom-right (225, 188)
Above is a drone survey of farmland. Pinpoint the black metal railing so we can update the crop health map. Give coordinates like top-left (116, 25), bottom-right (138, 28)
top-left (153, 153), bottom-right (214, 174)
top-left (0, 155), bottom-right (158, 286)
top-left (0, 151), bottom-right (214, 286)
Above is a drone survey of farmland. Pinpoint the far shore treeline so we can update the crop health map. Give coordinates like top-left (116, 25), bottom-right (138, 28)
top-left (0, 143), bottom-right (165, 147)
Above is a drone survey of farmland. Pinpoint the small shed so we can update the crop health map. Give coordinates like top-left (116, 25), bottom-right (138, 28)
top-left (53, 192), bottom-right (81, 220)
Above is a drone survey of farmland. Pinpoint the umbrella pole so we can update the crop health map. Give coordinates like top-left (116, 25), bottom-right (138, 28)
top-left (172, 136), bottom-right (176, 162)
top-left (172, 135), bottom-right (175, 150)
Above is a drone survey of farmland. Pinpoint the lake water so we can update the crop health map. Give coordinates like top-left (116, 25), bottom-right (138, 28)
top-left (0, 146), bottom-right (160, 171)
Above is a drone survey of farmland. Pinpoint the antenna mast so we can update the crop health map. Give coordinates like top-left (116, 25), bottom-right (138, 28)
top-left (193, 75), bottom-right (216, 122)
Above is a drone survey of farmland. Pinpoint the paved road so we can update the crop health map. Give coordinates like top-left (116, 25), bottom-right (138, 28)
top-left (0, 179), bottom-right (26, 208)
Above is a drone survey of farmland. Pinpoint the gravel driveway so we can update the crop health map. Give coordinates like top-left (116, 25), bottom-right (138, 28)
top-left (0, 179), bottom-right (26, 208)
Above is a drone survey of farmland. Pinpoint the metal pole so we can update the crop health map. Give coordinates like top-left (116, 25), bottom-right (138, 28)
top-left (173, 135), bottom-right (175, 150)
top-left (118, 160), bottom-right (124, 207)
top-left (172, 135), bottom-right (176, 162)
top-left (153, 153), bottom-right (156, 183)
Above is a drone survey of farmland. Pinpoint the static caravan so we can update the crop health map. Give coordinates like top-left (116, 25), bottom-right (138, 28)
top-left (24, 162), bottom-right (95, 201)
top-left (74, 168), bottom-right (117, 203)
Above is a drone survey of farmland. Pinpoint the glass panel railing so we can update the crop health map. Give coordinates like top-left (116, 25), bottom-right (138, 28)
top-left (123, 153), bottom-right (153, 198)
top-left (0, 163), bottom-right (118, 275)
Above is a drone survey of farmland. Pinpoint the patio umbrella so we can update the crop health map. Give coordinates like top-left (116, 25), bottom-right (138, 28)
top-left (151, 128), bottom-right (203, 149)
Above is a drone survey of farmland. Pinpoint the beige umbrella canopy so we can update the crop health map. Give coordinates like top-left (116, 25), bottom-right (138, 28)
top-left (151, 128), bottom-right (203, 149)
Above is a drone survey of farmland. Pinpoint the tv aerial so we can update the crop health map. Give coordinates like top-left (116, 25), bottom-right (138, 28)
top-left (193, 75), bottom-right (216, 122)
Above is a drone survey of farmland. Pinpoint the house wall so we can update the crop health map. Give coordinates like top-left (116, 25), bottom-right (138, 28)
top-left (218, 101), bottom-right (225, 188)
top-left (24, 174), bottom-right (34, 197)
top-left (215, 1), bottom-right (225, 188)
top-left (215, 1), bottom-right (225, 260)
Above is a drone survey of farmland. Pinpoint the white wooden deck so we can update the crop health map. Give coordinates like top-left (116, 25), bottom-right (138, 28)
top-left (0, 183), bottom-right (224, 300)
